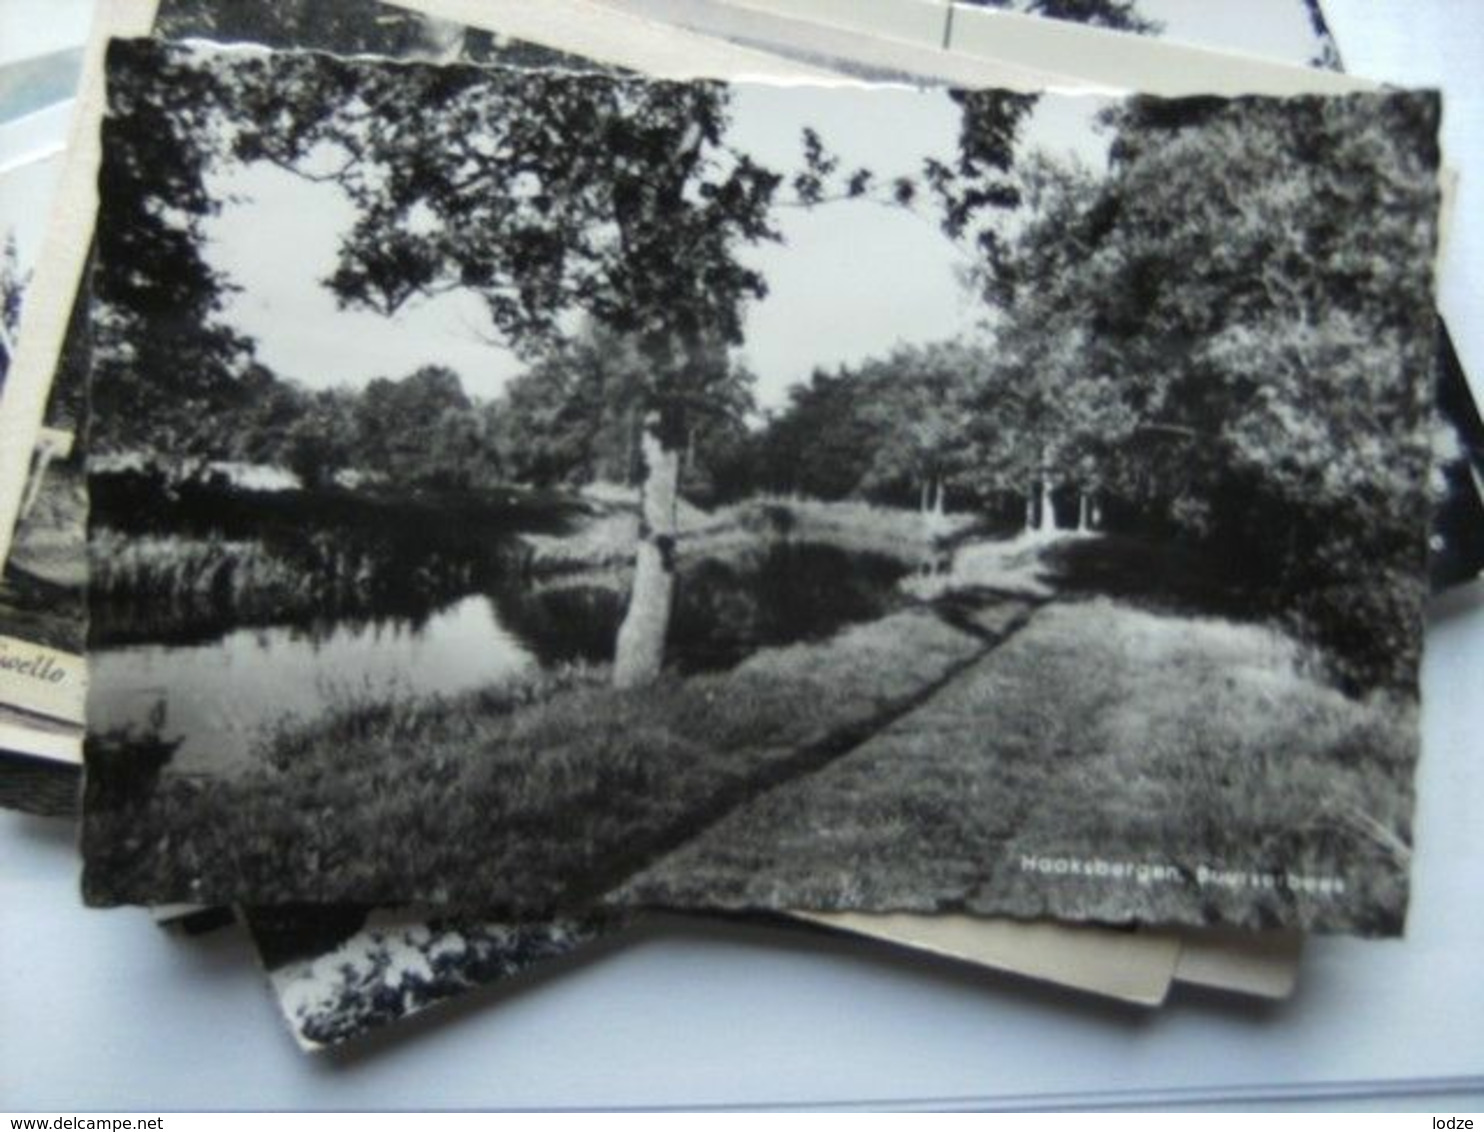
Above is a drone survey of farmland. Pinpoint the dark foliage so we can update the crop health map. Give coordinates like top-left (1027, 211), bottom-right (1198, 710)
top-left (87, 472), bottom-right (583, 646)
top-left (955, 0), bottom-right (1161, 33)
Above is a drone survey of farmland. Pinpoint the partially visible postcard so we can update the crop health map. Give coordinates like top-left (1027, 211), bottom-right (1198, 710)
top-left (600, 0), bottom-right (1363, 93)
top-left (247, 907), bottom-right (612, 1051)
top-left (0, 146), bottom-right (88, 779)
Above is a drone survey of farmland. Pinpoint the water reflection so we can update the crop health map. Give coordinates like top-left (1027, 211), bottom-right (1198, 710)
top-left (91, 595), bottom-right (539, 774)
top-left (90, 542), bottom-right (913, 775)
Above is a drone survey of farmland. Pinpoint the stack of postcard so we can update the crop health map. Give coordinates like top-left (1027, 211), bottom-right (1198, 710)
top-left (0, 0), bottom-right (1478, 1054)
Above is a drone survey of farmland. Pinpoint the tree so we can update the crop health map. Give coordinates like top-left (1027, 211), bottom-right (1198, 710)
top-left (855, 342), bottom-right (985, 527)
top-left (0, 228), bottom-right (26, 390)
top-left (951, 155), bottom-right (1136, 532)
top-left (1086, 93), bottom-right (1439, 522)
top-left (355, 366), bottom-right (477, 485)
top-left (934, 85), bottom-right (1440, 687)
top-left (140, 43), bottom-right (788, 687)
top-left (92, 9), bottom-right (616, 462)
top-left (495, 321), bottom-right (657, 490)
top-left (230, 364), bottom-right (312, 466)
top-left (925, 89), bottom-right (1041, 297)
top-left (1068, 93), bottom-right (1438, 686)
top-left (92, 44), bottom-right (256, 462)
top-left (283, 394), bottom-right (352, 489)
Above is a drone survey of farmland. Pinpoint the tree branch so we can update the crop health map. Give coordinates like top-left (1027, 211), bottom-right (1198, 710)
top-left (256, 148), bottom-right (362, 185)
top-left (1136, 421), bottom-right (1204, 439)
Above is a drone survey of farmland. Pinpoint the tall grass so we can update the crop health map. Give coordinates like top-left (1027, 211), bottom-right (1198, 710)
top-left (92, 531), bottom-right (319, 605)
top-left (89, 527), bottom-right (486, 645)
top-left (524, 495), bottom-right (969, 576)
top-left (88, 471), bottom-right (581, 639)
top-left (82, 604), bottom-right (999, 909)
top-left (734, 495), bottom-right (976, 547)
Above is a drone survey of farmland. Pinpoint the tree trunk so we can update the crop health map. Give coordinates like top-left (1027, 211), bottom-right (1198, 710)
top-left (682, 426), bottom-right (696, 492)
top-left (626, 406), bottom-right (642, 488)
top-left (1091, 496), bottom-right (1103, 530)
top-left (613, 413), bottom-right (680, 689)
top-left (1025, 486), bottom-right (1036, 532)
top-left (1078, 492), bottom-right (1089, 533)
top-left (921, 476), bottom-right (936, 537)
top-left (1038, 476), bottom-right (1056, 534)
top-left (19, 430), bottom-right (68, 522)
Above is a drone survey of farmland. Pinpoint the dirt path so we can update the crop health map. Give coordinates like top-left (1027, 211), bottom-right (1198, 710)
top-left (607, 589), bottom-right (1051, 907)
top-left (607, 596), bottom-right (1045, 886)
top-left (614, 595), bottom-right (1412, 933)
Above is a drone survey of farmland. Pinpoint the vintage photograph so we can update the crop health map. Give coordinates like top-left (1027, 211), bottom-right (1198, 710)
top-left (82, 42), bottom-right (1440, 935)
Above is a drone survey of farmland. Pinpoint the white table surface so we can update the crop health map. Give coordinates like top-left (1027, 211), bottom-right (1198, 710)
top-left (1, 0), bottom-right (1482, 1111)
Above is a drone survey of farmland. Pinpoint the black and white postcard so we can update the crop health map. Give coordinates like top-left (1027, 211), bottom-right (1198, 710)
top-left (82, 42), bottom-right (1441, 935)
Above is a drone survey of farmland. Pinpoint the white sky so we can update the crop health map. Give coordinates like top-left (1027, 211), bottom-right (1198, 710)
top-left (201, 81), bottom-right (1116, 412)
top-left (1138, 0), bottom-right (1327, 67)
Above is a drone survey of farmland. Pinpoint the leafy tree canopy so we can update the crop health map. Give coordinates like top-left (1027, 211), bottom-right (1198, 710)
top-left (155, 43), bottom-right (787, 450)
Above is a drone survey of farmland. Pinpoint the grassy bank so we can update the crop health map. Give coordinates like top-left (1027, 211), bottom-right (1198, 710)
top-left (522, 495), bottom-right (971, 577)
top-left (84, 600), bottom-right (1018, 908)
top-left (619, 597), bottom-right (1416, 934)
top-left (84, 521), bottom-right (1417, 932)
top-left (735, 496), bottom-right (975, 555)
top-left (89, 483), bottom-right (975, 644)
